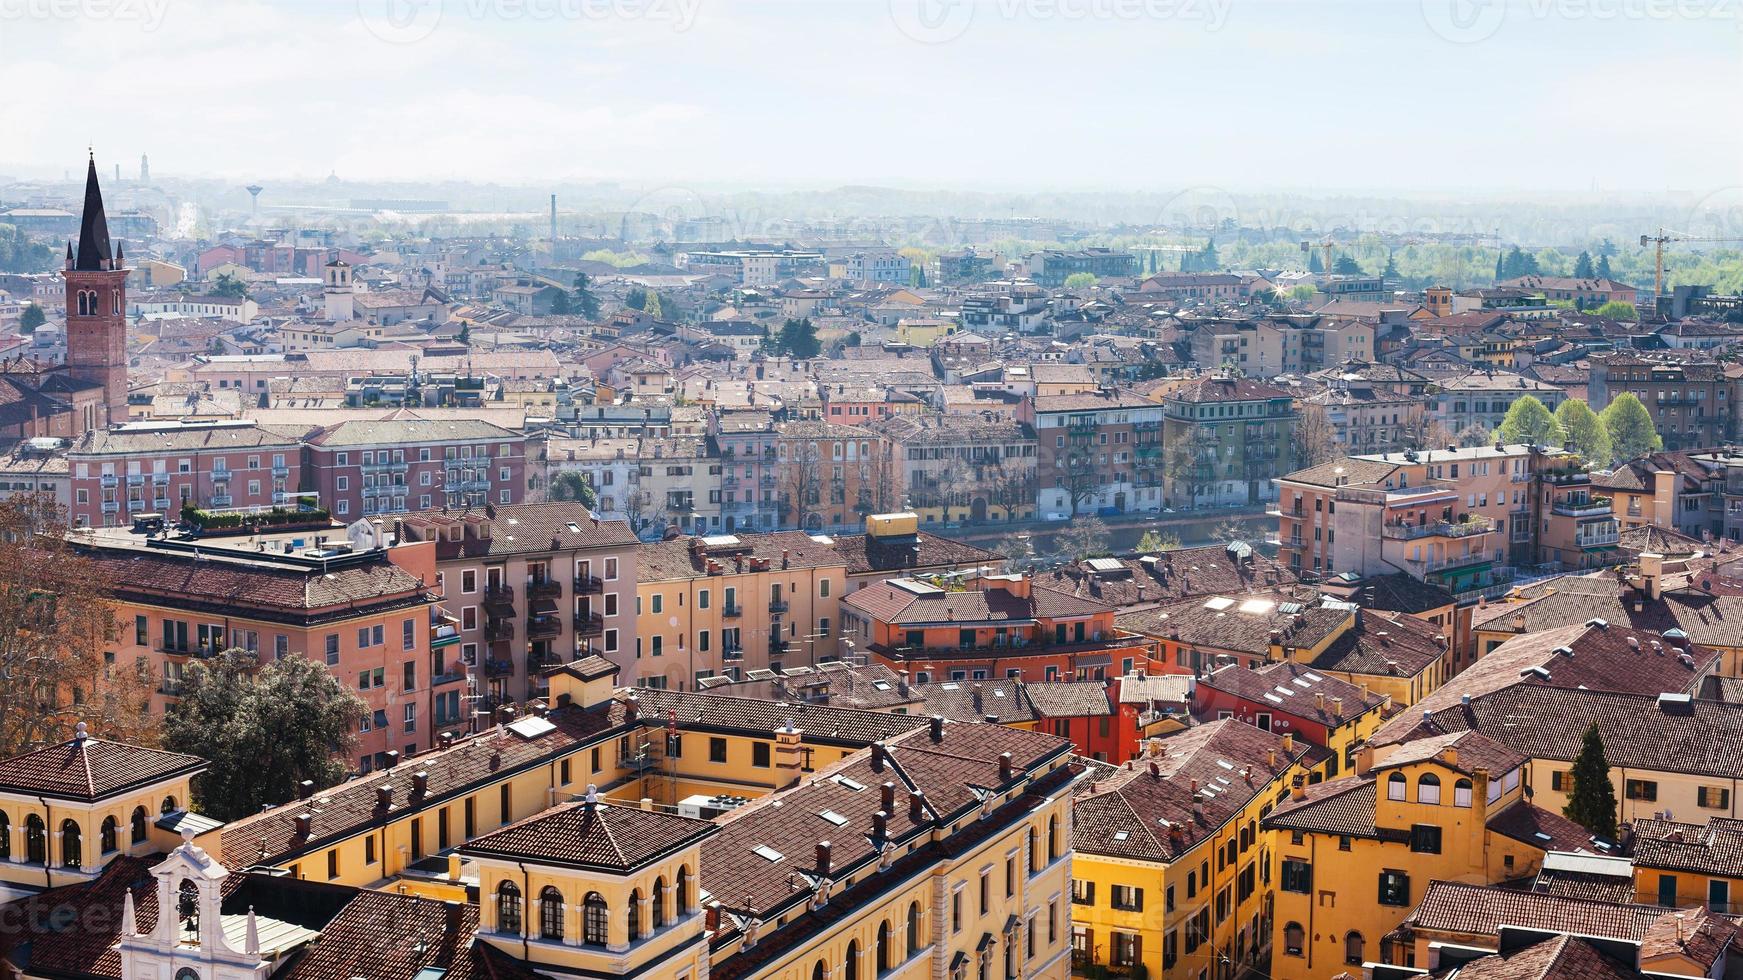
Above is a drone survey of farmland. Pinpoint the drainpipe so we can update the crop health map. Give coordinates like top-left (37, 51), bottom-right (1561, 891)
top-left (517, 860), bottom-right (532, 961)
top-left (36, 796), bottom-right (54, 890)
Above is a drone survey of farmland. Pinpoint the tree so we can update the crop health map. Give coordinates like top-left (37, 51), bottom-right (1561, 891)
top-left (1562, 723), bottom-right (1619, 840)
top-left (548, 471), bottom-right (598, 509)
top-left (1457, 422), bottom-right (1492, 448)
top-left (1591, 300), bottom-right (1638, 321)
top-left (844, 331), bottom-right (862, 348)
top-left (992, 532), bottom-right (1035, 573)
top-left (1063, 272), bottom-right (1100, 289)
top-left (643, 291), bottom-right (663, 319)
top-left (1309, 249), bottom-right (1324, 275)
top-left (768, 318), bottom-right (821, 360)
top-left (1286, 284), bottom-right (1317, 303)
top-left (19, 302), bottom-right (45, 333)
top-left (778, 438), bottom-right (824, 530)
top-left (1382, 252), bottom-right (1400, 282)
top-left (1211, 519), bottom-right (1248, 546)
top-left (209, 273), bottom-right (248, 299)
top-left (987, 462), bottom-right (1038, 522)
top-left (1600, 393), bottom-right (1662, 464)
top-left (1292, 405), bottom-right (1341, 467)
top-left (1055, 516), bottom-right (1111, 562)
top-left (0, 496), bottom-right (156, 756)
top-left (1574, 251), bottom-right (1595, 278)
top-left (571, 273), bottom-right (600, 319)
top-left (550, 289), bottom-right (572, 315)
top-left (1554, 399), bottom-right (1611, 464)
top-left (1164, 428), bottom-right (1221, 508)
top-left (1135, 529), bottom-right (1181, 553)
top-left (457, 323), bottom-right (470, 344)
top-left (1401, 414), bottom-right (1454, 451)
top-left (1495, 395), bottom-right (1563, 447)
top-left (1494, 251), bottom-right (1505, 282)
top-left (1331, 255), bottom-right (1363, 276)
top-left (625, 287), bottom-right (649, 311)
top-left (162, 652), bottom-right (364, 821)
top-left (1596, 254), bottom-right (1613, 279)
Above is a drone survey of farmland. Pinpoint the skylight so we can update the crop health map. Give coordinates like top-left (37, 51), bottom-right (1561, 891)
top-left (836, 776), bottom-right (866, 791)
top-left (1237, 599), bottom-right (1275, 615)
top-left (753, 845), bottom-right (785, 862)
top-left (819, 810), bottom-right (848, 826)
top-left (1203, 597), bottom-right (1235, 611)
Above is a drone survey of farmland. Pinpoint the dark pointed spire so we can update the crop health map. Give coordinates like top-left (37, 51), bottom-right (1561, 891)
top-left (74, 154), bottom-right (113, 272)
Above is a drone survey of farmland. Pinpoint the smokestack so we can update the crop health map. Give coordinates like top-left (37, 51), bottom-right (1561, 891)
top-left (550, 193), bottom-right (557, 243)
top-left (871, 743), bottom-right (886, 772)
top-left (998, 752), bottom-right (1013, 783)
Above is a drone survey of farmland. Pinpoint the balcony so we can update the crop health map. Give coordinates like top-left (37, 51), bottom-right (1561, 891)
top-left (209, 495), bottom-right (232, 508)
top-left (1381, 517), bottom-right (1492, 541)
top-left (127, 498), bottom-right (148, 512)
top-left (722, 646), bottom-right (744, 663)
top-left (1552, 497), bottom-right (1613, 518)
top-left (1414, 551), bottom-right (1493, 574)
top-left (361, 460), bottom-right (408, 474)
top-left (100, 475), bottom-right (118, 488)
top-left (430, 624), bottom-right (461, 649)
top-left (526, 614), bottom-right (562, 639)
top-left (769, 638), bottom-right (791, 656)
top-left (573, 574), bottom-right (604, 594)
top-left (483, 657), bottom-right (515, 678)
top-left (152, 498), bottom-right (170, 511)
top-left (152, 472), bottom-right (170, 485)
top-left (485, 619), bottom-right (514, 642)
top-left (722, 603), bottom-right (743, 619)
top-left (102, 501), bottom-right (120, 514)
top-left (271, 465), bottom-right (290, 478)
top-left (528, 651), bottom-right (568, 671)
top-left (211, 471), bottom-right (232, 485)
top-left (483, 584), bottom-right (515, 607)
top-left (768, 598), bottom-right (789, 614)
top-left (573, 612), bottom-right (605, 637)
top-left (126, 474), bottom-right (145, 487)
top-left (1578, 529), bottom-right (1622, 549)
top-left (526, 579), bottom-right (563, 600)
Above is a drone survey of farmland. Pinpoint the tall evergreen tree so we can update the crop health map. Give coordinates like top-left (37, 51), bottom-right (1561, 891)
top-left (1563, 723), bottom-right (1619, 840)
top-left (1382, 251), bottom-right (1400, 282)
top-left (1573, 250), bottom-right (1595, 278)
top-left (1309, 250), bottom-right (1324, 274)
top-left (1596, 254), bottom-right (1613, 279)
top-left (571, 272), bottom-right (600, 319)
top-left (1495, 251), bottom-right (1505, 282)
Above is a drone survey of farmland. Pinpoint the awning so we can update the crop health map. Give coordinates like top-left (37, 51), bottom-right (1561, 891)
top-left (1075, 653), bottom-right (1113, 668)
top-left (530, 597), bottom-right (559, 614)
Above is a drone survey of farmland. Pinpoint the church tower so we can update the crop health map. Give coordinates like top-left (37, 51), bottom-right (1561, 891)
top-left (64, 153), bottom-right (129, 429)
top-left (323, 256), bottom-right (354, 320)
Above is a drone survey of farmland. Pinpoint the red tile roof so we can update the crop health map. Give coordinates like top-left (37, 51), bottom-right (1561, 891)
top-left (0, 734), bottom-right (205, 802)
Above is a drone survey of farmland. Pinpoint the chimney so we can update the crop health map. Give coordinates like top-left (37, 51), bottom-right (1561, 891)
top-left (1331, 696), bottom-right (1343, 717)
top-left (881, 781), bottom-right (896, 813)
top-left (872, 811), bottom-right (888, 840)
top-left (871, 743), bottom-right (887, 772)
top-left (705, 904), bottom-right (721, 933)
top-left (929, 715), bottom-right (945, 743)
top-left (1356, 743), bottom-right (1375, 774)
top-left (1472, 769), bottom-right (1491, 825)
top-left (909, 790), bottom-right (925, 823)
top-left (1290, 774), bottom-right (1306, 801)
top-left (412, 770), bottom-right (429, 798)
top-left (1314, 691), bottom-right (1325, 711)
top-left (375, 783), bottom-right (394, 811)
top-left (1282, 732), bottom-right (1295, 754)
top-left (293, 812), bottom-right (313, 838)
top-left (998, 752), bottom-right (1014, 783)
top-left (816, 841), bottom-right (832, 875)
top-left (384, 749), bottom-right (399, 769)
top-left (625, 700), bottom-right (640, 722)
top-left (299, 779), bottom-right (315, 800)
top-left (1640, 552), bottom-right (1664, 601)
top-left (1267, 748), bottom-right (1277, 768)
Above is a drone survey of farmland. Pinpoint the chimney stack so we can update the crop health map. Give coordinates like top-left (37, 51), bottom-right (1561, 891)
top-left (998, 752), bottom-right (1013, 783)
top-left (929, 715), bottom-right (944, 743)
top-left (871, 743), bottom-right (887, 772)
top-left (816, 841), bottom-right (832, 875)
top-left (872, 811), bottom-right (888, 840)
top-left (375, 783), bottom-right (394, 811)
top-left (881, 781), bottom-right (896, 813)
top-left (293, 812), bottom-right (313, 838)
top-left (909, 790), bottom-right (925, 823)
top-left (412, 770), bottom-right (429, 798)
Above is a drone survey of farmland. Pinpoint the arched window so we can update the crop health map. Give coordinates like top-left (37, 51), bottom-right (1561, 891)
top-left (1284, 922), bottom-right (1305, 956)
top-left (0, 810), bottom-right (9, 859)
top-left (845, 940), bottom-right (860, 980)
top-left (1346, 931), bottom-right (1366, 965)
top-left (1453, 778), bottom-right (1474, 808)
top-left (539, 886), bottom-right (564, 941)
top-left (161, 796), bottom-right (178, 815)
top-left (1417, 772), bottom-right (1441, 805)
top-left (877, 920), bottom-right (892, 973)
top-left (1047, 814), bottom-right (1059, 860)
top-left (676, 866), bottom-right (691, 914)
top-left (60, 819), bottom-right (81, 868)
top-left (813, 960), bottom-right (827, 980)
top-left (101, 816), bottom-right (119, 854)
top-left (628, 888), bottom-right (642, 942)
top-left (1386, 771), bottom-right (1407, 801)
top-left (76, 292), bottom-right (87, 316)
top-left (908, 901), bottom-right (923, 953)
top-left (496, 881), bottom-right (522, 935)
top-left (582, 892), bottom-right (609, 947)
top-left (1027, 827), bottom-right (1038, 872)
top-left (178, 880), bottom-right (200, 939)
top-left (175, 969), bottom-right (199, 980)
top-left (131, 806), bottom-right (148, 845)
top-left (24, 815), bottom-right (45, 864)
top-left (652, 877), bottom-right (667, 929)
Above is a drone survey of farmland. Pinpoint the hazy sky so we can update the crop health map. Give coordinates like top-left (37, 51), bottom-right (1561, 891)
top-left (3, 0), bottom-right (1741, 193)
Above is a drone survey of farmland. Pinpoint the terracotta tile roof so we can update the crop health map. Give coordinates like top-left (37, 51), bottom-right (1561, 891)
top-left (1486, 798), bottom-right (1603, 853)
top-left (845, 579), bottom-right (1111, 628)
top-left (462, 798), bottom-right (715, 871)
top-left (1073, 719), bottom-right (1312, 862)
top-left (398, 502), bottom-right (638, 558)
top-left (1046, 546), bottom-right (1299, 608)
top-left (1369, 730), bottom-right (1527, 779)
top-left (1472, 580), bottom-right (1743, 652)
top-left (71, 421), bottom-right (306, 456)
top-left (1263, 776), bottom-right (1380, 838)
top-left (1197, 661), bottom-right (1386, 728)
top-left (1278, 456), bottom-right (1400, 489)
top-left (920, 679), bottom-right (1039, 724)
top-left (638, 530), bottom-right (999, 583)
top-left (77, 547), bottom-right (430, 619)
top-left (1160, 376), bottom-right (1294, 404)
top-left (306, 418), bottom-right (521, 448)
top-left (1403, 880), bottom-right (1668, 943)
top-left (1632, 817), bottom-right (1743, 878)
top-left (0, 734), bottom-right (205, 802)
top-left (1347, 573), bottom-right (1455, 615)
top-left (1529, 867), bottom-right (1637, 905)
top-left (1023, 681), bottom-right (1116, 719)
top-left (1116, 593), bottom-right (1350, 659)
top-left (1452, 935), bottom-right (1639, 980)
top-left (1309, 609), bottom-right (1447, 679)
top-left (633, 688), bottom-right (930, 748)
top-left (1638, 904), bottom-right (1739, 968)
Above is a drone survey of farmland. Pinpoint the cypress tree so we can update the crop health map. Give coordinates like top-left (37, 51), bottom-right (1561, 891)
top-left (1563, 723), bottom-right (1619, 840)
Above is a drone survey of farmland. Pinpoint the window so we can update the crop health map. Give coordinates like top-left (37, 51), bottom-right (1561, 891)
top-left (709, 737), bottom-right (727, 763)
top-left (1410, 824), bottom-right (1442, 854)
top-left (1111, 932), bottom-right (1141, 968)
top-left (131, 806), bottom-right (148, 845)
top-left (496, 881), bottom-right (522, 934)
top-left (1700, 786), bottom-right (1731, 810)
top-left (753, 742), bottom-right (770, 767)
top-left (1626, 779), bottom-right (1658, 802)
top-left (1284, 922), bottom-right (1305, 956)
top-left (1281, 858), bottom-right (1311, 894)
top-left (540, 886), bottom-right (565, 940)
top-left (1345, 931), bottom-right (1366, 966)
top-left (1378, 870), bottom-right (1411, 906)
top-left (1417, 772), bottom-right (1441, 804)
top-left (583, 892), bottom-right (609, 946)
top-left (1454, 778), bottom-right (1473, 807)
top-left (1111, 884), bottom-right (1143, 911)
top-left (100, 815), bottom-right (118, 854)
top-left (1071, 879), bottom-right (1095, 905)
top-left (1387, 771), bottom-right (1407, 800)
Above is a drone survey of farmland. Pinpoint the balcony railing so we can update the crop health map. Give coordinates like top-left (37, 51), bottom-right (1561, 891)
top-left (1552, 497), bottom-right (1613, 518)
top-left (722, 647), bottom-right (743, 662)
top-left (1578, 530), bottom-right (1622, 549)
top-left (526, 615), bottom-right (562, 639)
top-left (271, 465), bottom-right (290, 478)
top-left (483, 585), bottom-right (515, 605)
top-left (483, 657), bottom-right (515, 677)
top-left (485, 619), bottom-right (514, 641)
top-left (768, 599), bottom-right (789, 614)
top-left (526, 579), bottom-right (562, 600)
top-left (126, 474), bottom-right (145, 486)
top-left (722, 603), bottom-right (743, 618)
top-left (1381, 517), bottom-right (1492, 541)
top-left (1414, 551), bottom-right (1492, 574)
top-left (573, 574), bottom-right (604, 594)
top-left (102, 501), bottom-right (121, 514)
top-left (100, 475), bottom-right (118, 488)
top-left (209, 495), bottom-right (232, 507)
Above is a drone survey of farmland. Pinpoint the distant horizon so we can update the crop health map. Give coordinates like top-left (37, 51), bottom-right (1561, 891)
top-left (3, 0), bottom-right (1740, 195)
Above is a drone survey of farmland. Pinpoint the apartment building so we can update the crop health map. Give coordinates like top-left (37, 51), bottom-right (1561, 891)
top-left (1158, 376), bottom-right (1296, 509)
top-left (773, 418), bottom-right (889, 533)
top-left (66, 419), bottom-right (305, 527)
top-left (1024, 248), bottom-right (1134, 286)
top-left (1430, 372), bottom-right (1565, 438)
top-left (1587, 353), bottom-right (1739, 452)
top-left (72, 522), bottom-right (443, 770)
top-left (869, 412), bottom-right (1038, 524)
top-left (397, 503), bottom-right (639, 705)
top-left (844, 572), bottom-right (1161, 684)
top-left (305, 418), bottom-right (526, 521)
top-left (1069, 720), bottom-right (1322, 980)
top-left (635, 518), bottom-right (1002, 689)
top-left (711, 409), bottom-right (782, 532)
top-left (1024, 387), bottom-right (1166, 518)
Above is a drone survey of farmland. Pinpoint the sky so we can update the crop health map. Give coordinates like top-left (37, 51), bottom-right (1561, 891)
top-left (2, 0), bottom-right (1742, 194)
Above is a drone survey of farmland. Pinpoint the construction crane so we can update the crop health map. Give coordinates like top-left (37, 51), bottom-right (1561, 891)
top-left (1641, 228), bottom-right (1743, 299)
top-left (1300, 238), bottom-right (1338, 275)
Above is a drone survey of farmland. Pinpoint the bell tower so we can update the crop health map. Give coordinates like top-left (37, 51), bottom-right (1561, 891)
top-left (64, 153), bottom-right (129, 429)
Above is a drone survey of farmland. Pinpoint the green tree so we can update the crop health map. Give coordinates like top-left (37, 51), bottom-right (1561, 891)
top-left (1554, 399), bottom-right (1611, 464)
top-left (1494, 251), bottom-right (1505, 282)
top-left (844, 331), bottom-right (862, 347)
top-left (1573, 251), bottom-right (1595, 278)
top-left (209, 272), bottom-right (248, 299)
top-left (643, 291), bottom-right (663, 319)
top-left (1199, 237), bottom-right (1218, 271)
top-left (625, 287), bottom-right (648, 311)
top-left (1055, 516), bottom-right (1112, 562)
top-left (1332, 255), bottom-right (1363, 276)
top-left (18, 303), bottom-right (45, 333)
top-left (1286, 284), bottom-right (1317, 302)
top-left (773, 317), bottom-right (821, 359)
top-left (1562, 723), bottom-right (1619, 840)
top-left (1600, 393), bottom-right (1662, 464)
top-left (1596, 254), bottom-right (1613, 278)
top-left (550, 289), bottom-right (572, 315)
top-left (1495, 395), bottom-right (1563, 446)
top-left (548, 471), bottom-right (598, 509)
top-left (163, 652), bottom-right (364, 821)
top-left (1591, 300), bottom-right (1638, 321)
top-left (1382, 252), bottom-right (1400, 282)
top-left (1063, 272), bottom-right (1100, 289)
top-left (1309, 249), bottom-right (1324, 275)
top-left (457, 323), bottom-right (470, 344)
top-left (1457, 423), bottom-right (1491, 448)
top-left (1135, 529), bottom-right (1181, 554)
top-left (571, 273), bottom-right (600, 319)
